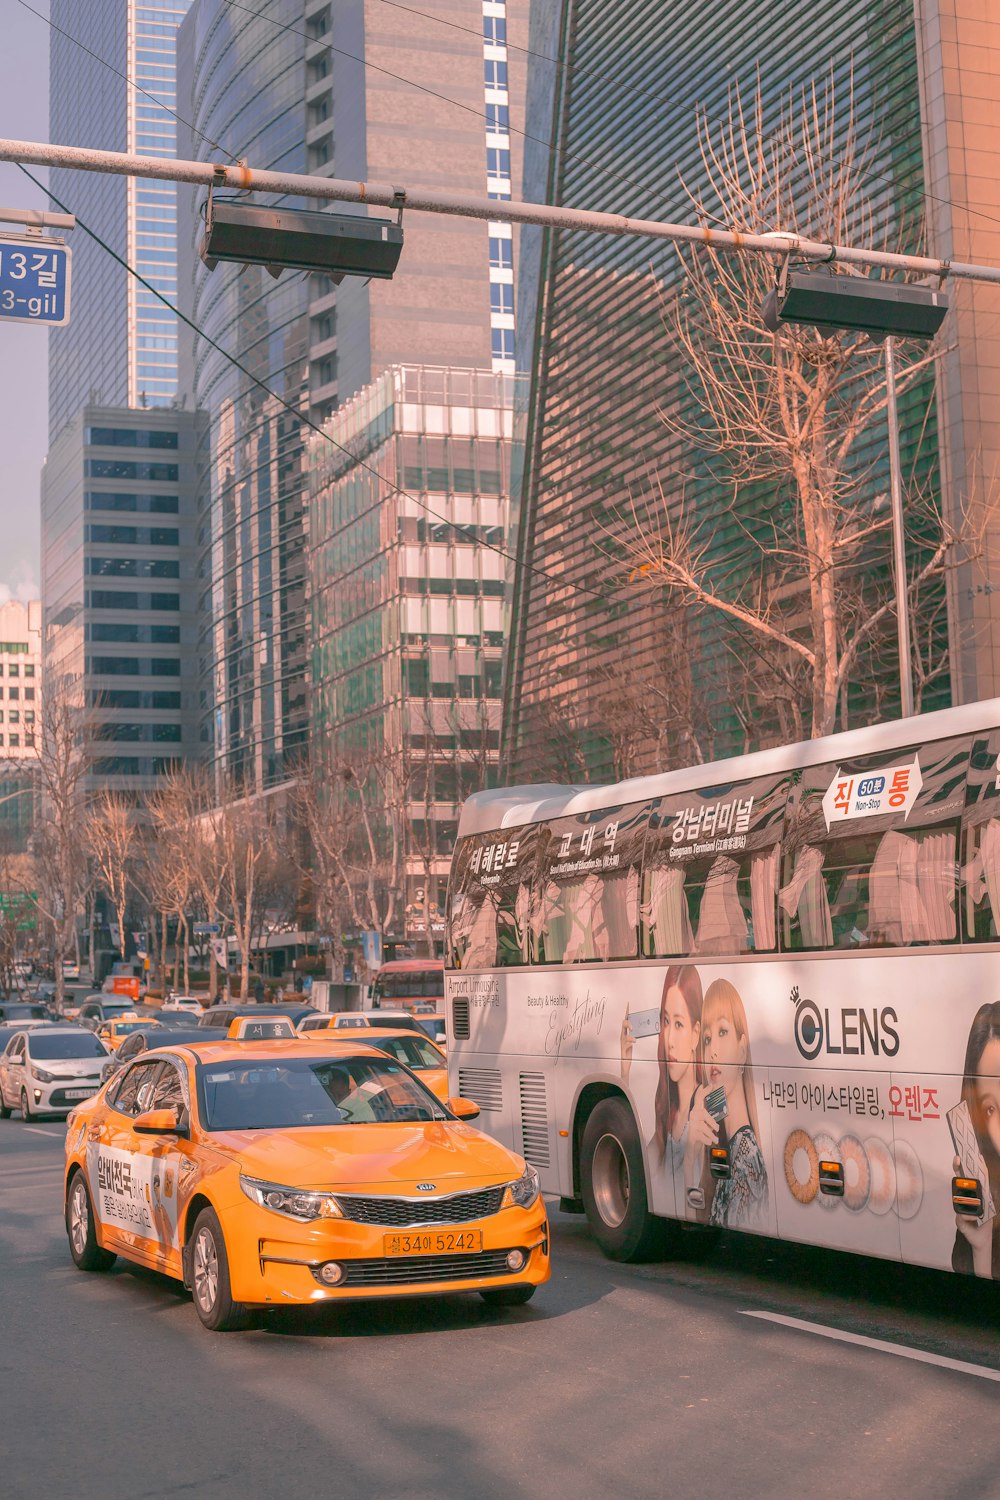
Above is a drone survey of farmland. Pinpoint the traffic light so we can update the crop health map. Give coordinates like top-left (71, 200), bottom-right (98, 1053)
top-left (199, 195), bottom-right (404, 281)
top-left (761, 269), bottom-right (948, 341)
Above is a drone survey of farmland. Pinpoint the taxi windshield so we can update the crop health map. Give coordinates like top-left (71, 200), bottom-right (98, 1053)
top-left (111, 1020), bottom-right (154, 1034)
top-left (197, 1056), bottom-right (448, 1131)
top-left (368, 1035), bottom-right (443, 1070)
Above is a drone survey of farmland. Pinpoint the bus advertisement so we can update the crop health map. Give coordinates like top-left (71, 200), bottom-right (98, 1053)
top-left (444, 698), bottom-right (1000, 1282)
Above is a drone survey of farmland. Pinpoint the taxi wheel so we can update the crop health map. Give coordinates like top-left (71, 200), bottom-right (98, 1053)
top-left (190, 1208), bottom-right (250, 1332)
top-left (479, 1284), bottom-right (536, 1307)
top-left (66, 1170), bottom-right (116, 1272)
top-left (580, 1097), bottom-right (671, 1263)
top-left (20, 1088), bottom-right (33, 1121)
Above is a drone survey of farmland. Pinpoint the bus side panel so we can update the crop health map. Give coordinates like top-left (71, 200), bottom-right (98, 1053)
top-left (449, 951), bottom-right (998, 1280)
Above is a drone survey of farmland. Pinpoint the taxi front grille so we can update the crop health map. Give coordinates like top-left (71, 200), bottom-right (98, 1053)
top-left (336, 1186), bottom-right (505, 1227)
top-left (342, 1249), bottom-right (514, 1286)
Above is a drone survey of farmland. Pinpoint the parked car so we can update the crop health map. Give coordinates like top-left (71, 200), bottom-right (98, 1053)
top-left (0, 1002), bottom-right (52, 1025)
top-left (0, 1026), bottom-right (109, 1119)
top-left (76, 997), bottom-right (146, 1031)
top-left (197, 1002), bottom-right (317, 1031)
top-left (99, 1023), bottom-right (208, 1082)
top-left (161, 995), bottom-right (205, 1015)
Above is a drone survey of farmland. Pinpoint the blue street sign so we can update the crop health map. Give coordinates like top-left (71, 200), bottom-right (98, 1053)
top-left (0, 237), bottom-right (72, 326)
top-left (193, 922), bottom-right (220, 936)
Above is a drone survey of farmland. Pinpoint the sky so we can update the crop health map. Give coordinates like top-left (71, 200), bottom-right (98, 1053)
top-left (0, 0), bottom-right (50, 604)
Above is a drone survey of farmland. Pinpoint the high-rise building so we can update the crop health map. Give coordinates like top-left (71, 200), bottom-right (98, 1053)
top-left (41, 406), bottom-right (204, 790)
top-left (44, 3), bottom-right (198, 790)
top-left (505, 0), bottom-right (1000, 782)
top-left (308, 364), bottom-right (518, 949)
top-left (176, 0), bottom-right (527, 796)
top-left (0, 600), bottom-right (42, 853)
top-left (48, 1), bottom-right (192, 440)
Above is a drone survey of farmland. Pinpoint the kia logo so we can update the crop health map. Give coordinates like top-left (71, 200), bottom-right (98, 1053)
top-left (416, 1183), bottom-right (436, 1191)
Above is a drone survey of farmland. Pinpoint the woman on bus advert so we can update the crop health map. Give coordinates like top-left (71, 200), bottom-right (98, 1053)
top-left (687, 978), bottom-right (769, 1230)
top-left (647, 966), bottom-right (705, 1212)
top-left (951, 1001), bottom-right (1000, 1279)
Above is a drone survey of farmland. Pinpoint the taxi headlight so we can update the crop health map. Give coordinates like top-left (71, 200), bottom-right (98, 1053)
top-left (31, 1066), bottom-right (55, 1083)
top-left (239, 1173), bottom-right (344, 1222)
top-left (503, 1164), bottom-right (540, 1210)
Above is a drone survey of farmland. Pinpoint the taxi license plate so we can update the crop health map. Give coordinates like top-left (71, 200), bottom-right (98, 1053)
top-left (65, 1088), bottom-right (97, 1099)
top-left (384, 1230), bottom-right (483, 1256)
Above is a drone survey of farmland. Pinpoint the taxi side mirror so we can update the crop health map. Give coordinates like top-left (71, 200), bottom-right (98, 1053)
top-left (448, 1096), bottom-right (480, 1121)
top-left (134, 1107), bottom-right (185, 1136)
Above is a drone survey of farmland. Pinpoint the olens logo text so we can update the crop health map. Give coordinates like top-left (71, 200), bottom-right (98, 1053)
top-left (790, 986), bottom-right (899, 1062)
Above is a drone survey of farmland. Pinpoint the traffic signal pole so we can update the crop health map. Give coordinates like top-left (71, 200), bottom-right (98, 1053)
top-left (3, 135), bottom-right (1000, 285)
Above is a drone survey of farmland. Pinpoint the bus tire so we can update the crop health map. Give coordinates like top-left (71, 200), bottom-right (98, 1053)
top-left (580, 1097), bottom-right (669, 1262)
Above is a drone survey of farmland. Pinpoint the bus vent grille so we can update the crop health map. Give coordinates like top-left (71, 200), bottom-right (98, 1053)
top-left (452, 997), bottom-right (470, 1039)
top-left (518, 1073), bottom-right (550, 1168)
top-left (457, 1067), bottom-right (502, 1113)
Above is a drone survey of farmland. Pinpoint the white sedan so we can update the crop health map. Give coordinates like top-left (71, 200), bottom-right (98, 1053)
top-left (0, 1027), bottom-right (109, 1120)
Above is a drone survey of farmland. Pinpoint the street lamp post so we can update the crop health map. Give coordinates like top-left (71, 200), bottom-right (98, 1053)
top-left (761, 269), bottom-right (947, 720)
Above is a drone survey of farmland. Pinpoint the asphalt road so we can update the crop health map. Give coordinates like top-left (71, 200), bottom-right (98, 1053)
top-left (3, 1118), bottom-right (1000, 1500)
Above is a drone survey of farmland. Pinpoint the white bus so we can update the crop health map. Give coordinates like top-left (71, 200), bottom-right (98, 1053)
top-left (445, 698), bottom-right (1000, 1281)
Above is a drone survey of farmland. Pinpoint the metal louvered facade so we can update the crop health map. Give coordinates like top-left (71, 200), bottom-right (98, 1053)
top-left (504, 0), bottom-right (963, 783)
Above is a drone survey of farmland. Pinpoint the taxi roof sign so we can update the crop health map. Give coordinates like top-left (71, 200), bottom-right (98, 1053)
top-left (227, 1015), bottom-right (296, 1041)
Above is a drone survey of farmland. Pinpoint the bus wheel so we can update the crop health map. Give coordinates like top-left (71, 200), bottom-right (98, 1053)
top-left (580, 1097), bottom-right (669, 1262)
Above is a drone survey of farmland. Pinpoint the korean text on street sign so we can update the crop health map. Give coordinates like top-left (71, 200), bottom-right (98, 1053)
top-left (0, 238), bottom-right (71, 326)
top-left (822, 756), bottom-right (922, 828)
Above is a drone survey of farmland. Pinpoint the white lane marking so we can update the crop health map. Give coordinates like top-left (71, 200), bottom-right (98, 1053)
top-left (22, 1126), bottom-right (63, 1138)
top-left (742, 1310), bottom-right (1000, 1384)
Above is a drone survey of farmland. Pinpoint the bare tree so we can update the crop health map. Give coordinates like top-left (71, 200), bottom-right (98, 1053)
top-left (26, 679), bottom-right (97, 1009)
top-left (611, 72), bottom-right (979, 740)
top-left (86, 791), bottom-right (143, 961)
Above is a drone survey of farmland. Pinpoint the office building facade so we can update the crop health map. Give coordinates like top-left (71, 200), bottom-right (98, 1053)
top-left (41, 407), bottom-right (203, 790)
top-left (176, 0), bottom-right (527, 796)
top-left (505, 0), bottom-right (1000, 783)
top-left (308, 365), bottom-right (516, 947)
top-left (0, 600), bottom-right (42, 854)
top-left (48, 0), bottom-right (192, 440)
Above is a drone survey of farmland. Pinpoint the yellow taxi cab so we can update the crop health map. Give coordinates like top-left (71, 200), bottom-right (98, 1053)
top-left (97, 1014), bottom-right (162, 1051)
top-left (313, 1027), bottom-right (448, 1102)
top-left (63, 1034), bottom-right (549, 1331)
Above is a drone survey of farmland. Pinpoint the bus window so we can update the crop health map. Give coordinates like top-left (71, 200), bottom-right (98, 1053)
top-left (962, 732), bottom-right (1000, 941)
top-left (782, 737), bottom-right (969, 950)
top-left (448, 825), bottom-right (541, 968)
top-left (641, 774), bottom-right (788, 957)
top-left (534, 802), bottom-right (651, 964)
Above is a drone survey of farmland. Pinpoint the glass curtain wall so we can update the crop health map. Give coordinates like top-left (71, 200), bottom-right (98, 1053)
top-left (505, 0), bottom-right (943, 784)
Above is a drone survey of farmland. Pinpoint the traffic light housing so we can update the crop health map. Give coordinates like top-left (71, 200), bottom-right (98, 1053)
top-left (200, 195), bottom-right (404, 281)
top-left (761, 269), bottom-right (948, 340)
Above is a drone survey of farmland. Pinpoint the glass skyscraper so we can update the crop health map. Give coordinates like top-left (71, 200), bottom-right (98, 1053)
top-left (176, 0), bottom-right (528, 797)
top-left (505, 0), bottom-right (1000, 783)
top-left (48, 0), bottom-right (191, 439)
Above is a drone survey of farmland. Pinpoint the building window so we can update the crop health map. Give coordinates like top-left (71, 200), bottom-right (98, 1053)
top-left (489, 236), bottom-right (513, 269)
top-left (487, 148), bottom-right (511, 178)
top-left (485, 103), bottom-right (509, 132)
top-left (24, 663), bottom-right (34, 677)
top-left (483, 16), bottom-right (506, 44)
top-left (484, 59), bottom-right (508, 89)
top-left (86, 428), bottom-right (178, 449)
top-left (490, 282), bottom-right (514, 315)
top-left (84, 460), bottom-right (179, 482)
top-left (491, 327), bottom-right (515, 359)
